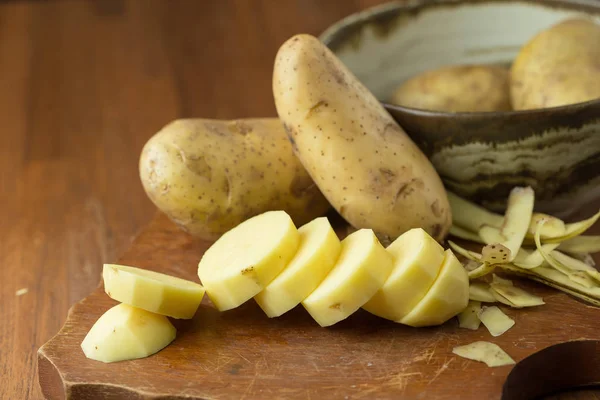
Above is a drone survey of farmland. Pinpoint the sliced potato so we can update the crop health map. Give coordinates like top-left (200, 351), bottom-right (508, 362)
top-left (478, 306), bottom-right (515, 337)
top-left (469, 283), bottom-right (497, 303)
top-left (254, 217), bottom-right (341, 318)
top-left (198, 211), bottom-right (299, 311)
top-left (452, 341), bottom-right (515, 367)
top-left (81, 304), bottom-right (176, 363)
top-left (400, 250), bottom-right (469, 327)
top-left (458, 301), bottom-right (482, 330)
top-left (302, 229), bottom-right (393, 327)
top-left (363, 228), bottom-right (446, 321)
top-left (103, 264), bottom-right (205, 319)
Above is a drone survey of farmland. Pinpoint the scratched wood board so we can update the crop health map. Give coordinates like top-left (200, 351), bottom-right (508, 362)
top-left (38, 212), bottom-right (600, 399)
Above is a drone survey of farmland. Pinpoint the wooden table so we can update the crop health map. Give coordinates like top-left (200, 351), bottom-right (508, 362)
top-left (1, 1), bottom-right (598, 399)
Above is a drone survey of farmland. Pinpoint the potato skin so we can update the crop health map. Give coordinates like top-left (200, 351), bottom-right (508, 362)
top-left (273, 34), bottom-right (452, 242)
top-left (139, 118), bottom-right (330, 240)
top-left (511, 18), bottom-right (600, 110)
top-left (390, 65), bottom-right (511, 113)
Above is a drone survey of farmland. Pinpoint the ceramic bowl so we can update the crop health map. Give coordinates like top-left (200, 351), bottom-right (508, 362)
top-left (320, 0), bottom-right (600, 217)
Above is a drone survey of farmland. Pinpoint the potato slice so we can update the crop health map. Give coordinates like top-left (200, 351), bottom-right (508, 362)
top-left (452, 341), bottom-right (515, 367)
top-left (558, 235), bottom-right (600, 254)
top-left (363, 228), bottom-right (446, 321)
top-left (469, 283), bottom-right (497, 303)
top-left (399, 250), bottom-right (469, 327)
top-left (198, 211), bottom-right (299, 311)
top-left (478, 306), bottom-right (515, 337)
top-left (103, 264), bottom-right (205, 319)
top-left (458, 301), bottom-right (482, 330)
top-left (81, 304), bottom-right (176, 363)
top-left (254, 217), bottom-right (341, 318)
top-left (302, 229), bottom-right (393, 327)
top-left (447, 192), bottom-right (503, 232)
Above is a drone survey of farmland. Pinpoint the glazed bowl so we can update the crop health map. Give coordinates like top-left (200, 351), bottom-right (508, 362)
top-left (319, 0), bottom-right (600, 217)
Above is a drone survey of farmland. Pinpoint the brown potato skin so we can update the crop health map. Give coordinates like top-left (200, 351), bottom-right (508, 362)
top-left (511, 18), bottom-right (600, 110)
top-left (390, 65), bottom-right (511, 113)
top-left (139, 118), bottom-right (330, 240)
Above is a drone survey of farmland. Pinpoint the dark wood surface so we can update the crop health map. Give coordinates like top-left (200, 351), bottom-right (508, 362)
top-left (4, 0), bottom-right (600, 399)
top-left (0, 1), bottom-right (390, 399)
top-left (38, 214), bottom-right (600, 399)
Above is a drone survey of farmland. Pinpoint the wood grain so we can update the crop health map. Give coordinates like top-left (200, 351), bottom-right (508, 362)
top-left (0, 1), bottom-right (388, 399)
top-left (38, 214), bottom-right (600, 399)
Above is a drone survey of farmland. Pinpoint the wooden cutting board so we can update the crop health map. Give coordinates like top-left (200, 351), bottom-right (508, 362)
top-left (38, 212), bottom-right (600, 400)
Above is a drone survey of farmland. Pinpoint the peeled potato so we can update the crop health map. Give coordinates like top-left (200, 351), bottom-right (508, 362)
top-left (254, 217), bottom-right (341, 318)
top-left (302, 229), bottom-right (393, 327)
top-left (390, 65), bottom-right (512, 112)
top-left (103, 264), bottom-right (205, 319)
top-left (81, 304), bottom-right (176, 363)
top-left (400, 250), bottom-right (469, 327)
top-left (198, 211), bottom-right (299, 311)
top-left (363, 228), bottom-right (446, 321)
top-left (511, 18), bottom-right (600, 110)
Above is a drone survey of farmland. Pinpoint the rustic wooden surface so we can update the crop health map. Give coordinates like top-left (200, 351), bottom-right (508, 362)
top-left (0, 1), bottom-right (391, 399)
top-left (39, 214), bottom-right (600, 399)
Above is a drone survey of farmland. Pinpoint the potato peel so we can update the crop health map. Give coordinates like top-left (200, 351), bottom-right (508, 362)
top-left (448, 241), bottom-right (482, 262)
top-left (478, 306), bottom-right (515, 337)
top-left (498, 187), bottom-right (535, 262)
top-left (469, 283), bottom-right (497, 303)
top-left (543, 210), bottom-right (600, 243)
top-left (447, 192), bottom-right (503, 232)
top-left (558, 235), bottom-right (600, 254)
top-left (450, 225), bottom-right (485, 244)
top-left (490, 283), bottom-right (545, 308)
top-left (481, 243), bottom-right (511, 265)
top-left (458, 301), bottom-right (482, 330)
top-left (452, 341), bottom-right (515, 367)
top-left (468, 263), bottom-right (496, 280)
top-left (550, 250), bottom-right (595, 272)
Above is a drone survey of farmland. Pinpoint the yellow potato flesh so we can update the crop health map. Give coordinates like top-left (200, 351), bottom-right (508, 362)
top-left (81, 304), bottom-right (176, 363)
top-left (363, 228), bottom-right (445, 321)
top-left (399, 250), bottom-right (469, 327)
top-left (198, 211), bottom-right (299, 311)
top-left (254, 217), bottom-right (341, 318)
top-left (302, 229), bottom-right (393, 327)
top-left (103, 264), bottom-right (205, 319)
top-left (478, 306), bottom-right (515, 337)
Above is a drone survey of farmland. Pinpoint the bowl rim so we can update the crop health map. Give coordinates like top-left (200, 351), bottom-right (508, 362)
top-left (319, 0), bottom-right (600, 118)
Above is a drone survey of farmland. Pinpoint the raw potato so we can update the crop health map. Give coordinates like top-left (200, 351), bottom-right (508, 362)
top-left (103, 264), bottom-right (205, 319)
top-left (399, 250), bottom-right (469, 327)
top-left (452, 341), bottom-right (515, 367)
top-left (81, 304), bottom-right (176, 363)
top-left (273, 34), bottom-right (451, 242)
top-left (198, 211), bottom-right (299, 311)
top-left (390, 65), bottom-right (512, 112)
top-left (363, 228), bottom-right (446, 321)
top-left (302, 229), bottom-right (393, 327)
top-left (254, 217), bottom-right (341, 318)
top-left (511, 18), bottom-right (600, 110)
top-left (139, 118), bottom-right (330, 241)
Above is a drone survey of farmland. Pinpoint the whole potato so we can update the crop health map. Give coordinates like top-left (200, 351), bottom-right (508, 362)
top-left (273, 34), bottom-right (452, 242)
top-left (390, 65), bottom-right (511, 112)
top-left (511, 18), bottom-right (600, 110)
top-left (139, 118), bottom-right (330, 240)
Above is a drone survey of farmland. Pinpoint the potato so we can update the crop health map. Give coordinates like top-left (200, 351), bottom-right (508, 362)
top-left (399, 250), bottom-right (469, 327)
top-left (81, 304), bottom-right (176, 363)
top-left (273, 34), bottom-right (451, 242)
top-left (103, 264), bottom-right (205, 319)
top-left (301, 229), bottom-right (393, 327)
top-left (139, 118), bottom-right (330, 241)
top-left (362, 228), bottom-right (446, 321)
top-left (511, 18), bottom-right (600, 110)
top-left (254, 217), bottom-right (341, 318)
top-left (197, 210), bottom-right (299, 311)
top-left (390, 65), bottom-right (511, 112)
